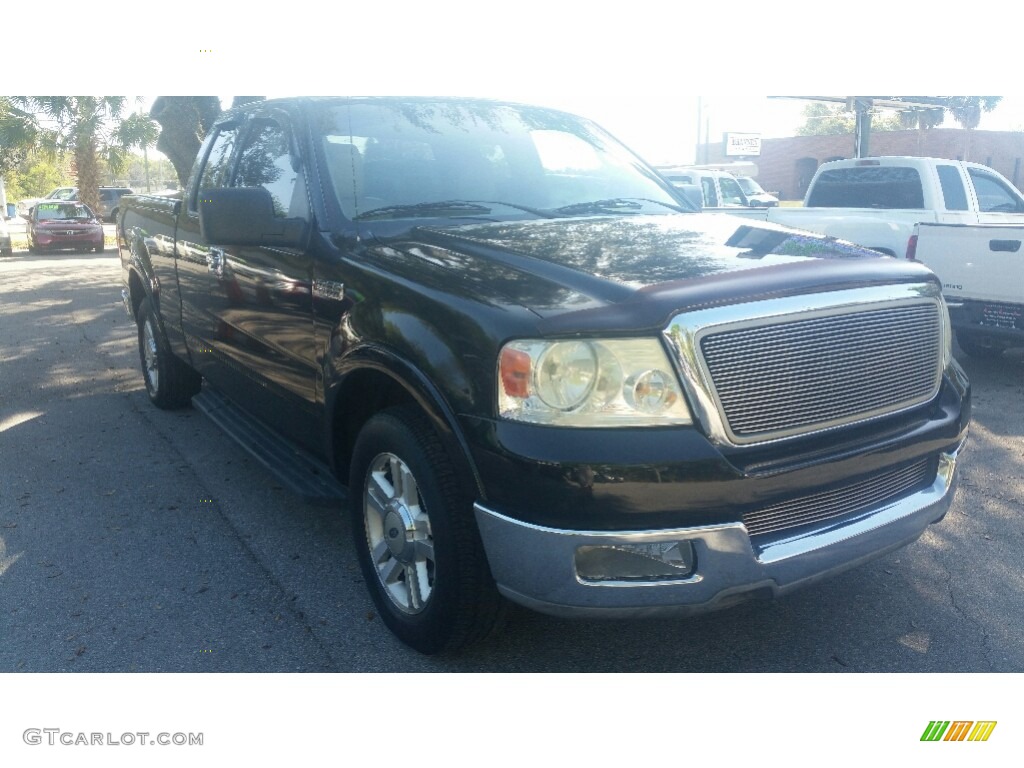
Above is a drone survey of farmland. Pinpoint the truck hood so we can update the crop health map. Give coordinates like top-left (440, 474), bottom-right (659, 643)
top-left (371, 213), bottom-right (940, 331)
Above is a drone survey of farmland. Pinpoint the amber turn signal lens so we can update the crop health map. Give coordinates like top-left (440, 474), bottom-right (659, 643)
top-left (499, 346), bottom-right (532, 399)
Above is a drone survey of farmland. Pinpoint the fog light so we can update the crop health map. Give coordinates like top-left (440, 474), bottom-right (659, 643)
top-left (575, 541), bottom-right (695, 582)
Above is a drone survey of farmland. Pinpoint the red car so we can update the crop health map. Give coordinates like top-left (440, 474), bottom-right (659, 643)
top-left (27, 201), bottom-right (105, 254)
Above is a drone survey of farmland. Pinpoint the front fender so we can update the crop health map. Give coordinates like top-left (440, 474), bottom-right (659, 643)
top-left (326, 344), bottom-right (486, 500)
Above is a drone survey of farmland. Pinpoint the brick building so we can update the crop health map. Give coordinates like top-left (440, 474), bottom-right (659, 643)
top-left (699, 128), bottom-right (1024, 201)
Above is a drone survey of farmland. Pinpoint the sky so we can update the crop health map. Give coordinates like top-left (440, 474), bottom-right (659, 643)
top-left (9, 2), bottom-right (1024, 168)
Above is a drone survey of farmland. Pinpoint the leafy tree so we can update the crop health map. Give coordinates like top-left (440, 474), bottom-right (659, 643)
top-left (796, 97), bottom-right (1004, 160)
top-left (944, 96), bottom-right (1002, 159)
top-left (796, 103), bottom-right (901, 136)
top-left (3, 151), bottom-right (73, 201)
top-left (0, 97), bottom-right (157, 212)
top-left (150, 96), bottom-right (265, 187)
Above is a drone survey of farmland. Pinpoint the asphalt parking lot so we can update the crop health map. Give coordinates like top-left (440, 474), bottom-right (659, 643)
top-left (1, 249), bottom-right (1022, 672)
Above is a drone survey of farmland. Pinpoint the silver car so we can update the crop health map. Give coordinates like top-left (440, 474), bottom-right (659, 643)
top-left (17, 186), bottom-right (134, 222)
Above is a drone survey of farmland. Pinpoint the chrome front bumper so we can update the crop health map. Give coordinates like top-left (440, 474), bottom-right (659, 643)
top-left (474, 443), bottom-right (964, 618)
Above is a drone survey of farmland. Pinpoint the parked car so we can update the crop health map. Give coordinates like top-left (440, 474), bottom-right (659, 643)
top-left (27, 201), bottom-right (105, 253)
top-left (657, 166), bottom-right (749, 207)
top-left (17, 186), bottom-right (76, 217)
top-left (735, 175), bottom-right (779, 207)
top-left (0, 214), bottom-right (12, 256)
top-left (729, 157), bottom-right (1024, 256)
top-left (908, 221), bottom-right (1024, 358)
top-left (18, 186), bottom-right (134, 222)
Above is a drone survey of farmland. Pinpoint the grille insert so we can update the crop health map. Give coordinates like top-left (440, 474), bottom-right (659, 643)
top-left (699, 303), bottom-right (941, 442)
top-left (744, 459), bottom-right (932, 538)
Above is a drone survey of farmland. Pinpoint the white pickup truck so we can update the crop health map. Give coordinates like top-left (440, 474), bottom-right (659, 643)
top-left (725, 157), bottom-right (1024, 257)
top-left (908, 222), bottom-right (1024, 358)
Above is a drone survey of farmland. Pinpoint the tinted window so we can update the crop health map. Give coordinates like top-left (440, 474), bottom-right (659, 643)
top-left (936, 165), bottom-right (968, 211)
top-left (234, 119), bottom-right (307, 219)
top-left (968, 168), bottom-right (1024, 213)
top-left (805, 166), bottom-right (924, 209)
top-left (192, 126), bottom-right (239, 212)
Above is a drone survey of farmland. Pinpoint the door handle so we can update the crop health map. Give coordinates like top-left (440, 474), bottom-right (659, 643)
top-left (989, 239), bottom-right (1021, 252)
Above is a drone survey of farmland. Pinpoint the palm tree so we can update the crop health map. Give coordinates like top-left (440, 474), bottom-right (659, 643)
top-left (0, 97), bottom-right (157, 212)
top-left (943, 97), bottom-right (1002, 160)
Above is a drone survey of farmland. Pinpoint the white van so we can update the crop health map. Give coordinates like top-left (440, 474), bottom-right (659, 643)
top-left (656, 166), bottom-right (749, 208)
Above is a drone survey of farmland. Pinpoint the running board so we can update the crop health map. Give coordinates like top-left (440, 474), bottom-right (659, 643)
top-left (192, 388), bottom-right (348, 506)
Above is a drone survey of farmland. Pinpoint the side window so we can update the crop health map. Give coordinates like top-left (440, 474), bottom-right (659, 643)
top-left (719, 177), bottom-right (745, 205)
top-left (936, 165), bottom-right (968, 211)
top-left (191, 125), bottom-right (239, 213)
top-left (968, 168), bottom-right (1024, 213)
top-left (234, 119), bottom-right (308, 220)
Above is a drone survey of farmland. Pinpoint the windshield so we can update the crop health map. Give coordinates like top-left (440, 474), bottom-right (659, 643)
top-left (736, 177), bottom-right (765, 195)
top-left (35, 202), bottom-right (93, 221)
top-left (315, 101), bottom-right (689, 221)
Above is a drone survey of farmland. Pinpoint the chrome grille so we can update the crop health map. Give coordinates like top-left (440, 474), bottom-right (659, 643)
top-left (744, 459), bottom-right (932, 538)
top-left (699, 302), bottom-right (942, 442)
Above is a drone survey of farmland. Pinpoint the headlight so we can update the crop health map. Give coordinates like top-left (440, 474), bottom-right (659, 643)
top-left (498, 339), bottom-right (692, 427)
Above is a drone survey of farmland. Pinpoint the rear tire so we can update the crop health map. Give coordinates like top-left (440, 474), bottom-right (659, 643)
top-left (349, 406), bottom-right (503, 654)
top-left (137, 297), bottom-right (202, 409)
top-left (95, 242), bottom-right (105, 253)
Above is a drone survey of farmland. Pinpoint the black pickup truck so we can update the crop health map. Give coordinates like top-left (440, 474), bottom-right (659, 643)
top-left (118, 97), bottom-right (970, 654)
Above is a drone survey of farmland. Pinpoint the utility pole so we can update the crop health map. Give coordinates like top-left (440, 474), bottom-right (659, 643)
top-left (851, 97), bottom-right (873, 158)
top-left (695, 97), bottom-right (702, 164)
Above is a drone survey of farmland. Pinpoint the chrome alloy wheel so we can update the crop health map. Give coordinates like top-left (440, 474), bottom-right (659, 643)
top-left (142, 317), bottom-right (160, 393)
top-left (363, 452), bottom-right (435, 614)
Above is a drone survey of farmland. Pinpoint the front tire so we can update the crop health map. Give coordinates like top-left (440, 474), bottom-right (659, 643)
top-left (349, 406), bottom-right (503, 654)
top-left (136, 297), bottom-right (202, 409)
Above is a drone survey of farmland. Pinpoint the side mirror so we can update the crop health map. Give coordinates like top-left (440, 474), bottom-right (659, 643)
top-left (199, 187), bottom-right (307, 248)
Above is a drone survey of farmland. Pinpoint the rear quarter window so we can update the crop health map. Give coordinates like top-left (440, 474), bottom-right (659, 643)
top-left (805, 166), bottom-right (925, 209)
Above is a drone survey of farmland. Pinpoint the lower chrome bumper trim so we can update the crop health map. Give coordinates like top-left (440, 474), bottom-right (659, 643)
top-left (474, 442), bottom-right (964, 618)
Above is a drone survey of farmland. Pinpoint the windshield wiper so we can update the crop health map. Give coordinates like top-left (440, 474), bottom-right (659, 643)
top-left (354, 200), bottom-right (493, 221)
top-left (552, 197), bottom-right (685, 216)
top-left (474, 200), bottom-right (558, 219)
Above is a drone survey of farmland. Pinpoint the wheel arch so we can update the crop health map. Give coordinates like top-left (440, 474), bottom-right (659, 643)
top-left (327, 347), bottom-right (486, 502)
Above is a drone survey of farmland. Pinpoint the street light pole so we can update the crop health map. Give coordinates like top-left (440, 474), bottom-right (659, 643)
top-left (695, 97), bottom-right (702, 164)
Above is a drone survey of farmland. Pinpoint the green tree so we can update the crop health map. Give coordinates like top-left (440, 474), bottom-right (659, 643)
top-left (0, 96), bottom-right (157, 212)
top-left (796, 97), bottom-right (1005, 159)
top-left (3, 151), bottom-right (73, 201)
top-left (796, 103), bottom-right (902, 136)
top-left (150, 96), bottom-right (265, 187)
top-left (944, 96), bottom-right (1002, 159)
